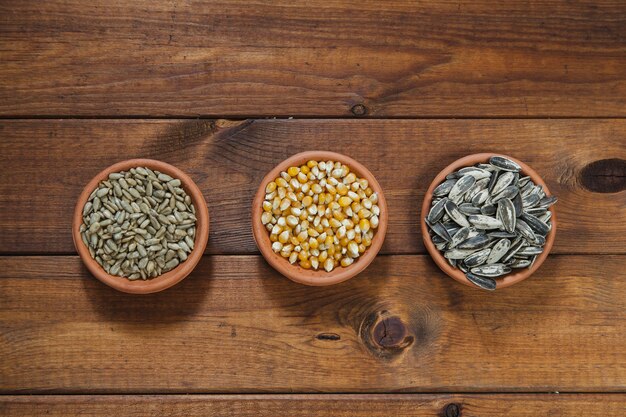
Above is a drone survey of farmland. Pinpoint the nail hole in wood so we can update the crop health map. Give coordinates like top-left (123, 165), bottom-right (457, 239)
top-left (351, 104), bottom-right (367, 116)
top-left (316, 333), bottom-right (341, 341)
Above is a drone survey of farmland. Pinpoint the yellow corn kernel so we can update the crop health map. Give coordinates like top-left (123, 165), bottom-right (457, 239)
top-left (319, 250), bottom-right (328, 262)
top-left (307, 160), bottom-right (318, 168)
top-left (310, 256), bottom-right (319, 270)
top-left (302, 196), bottom-right (313, 207)
top-left (324, 258), bottom-right (334, 272)
top-left (365, 187), bottom-right (373, 197)
top-left (354, 234), bottom-right (362, 244)
top-left (351, 202), bottom-right (363, 213)
top-left (340, 237), bottom-right (349, 247)
top-left (287, 166), bottom-right (299, 177)
top-left (336, 183), bottom-right (348, 195)
top-left (324, 235), bottom-right (334, 247)
top-left (301, 242), bottom-right (310, 251)
top-left (358, 243), bottom-right (366, 253)
top-left (286, 215), bottom-right (299, 228)
top-left (290, 236), bottom-right (300, 246)
top-left (289, 252), bottom-right (298, 264)
top-left (297, 231), bottom-right (308, 242)
top-left (299, 259), bottom-right (312, 269)
top-left (295, 172), bottom-right (306, 184)
top-left (276, 178), bottom-right (288, 188)
top-left (309, 238), bottom-right (319, 250)
top-left (363, 235), bottom-right (372, 247)
top-left (265, 181), bottom-right (277, 193)
top-left (270, 234), bottom-right (278, 242)
top-left (344, 173), bottom-right (356, 184)
top-left (358, 208), bottom-right (372, 219)
top-left (311, 184), bottom-right (323, 194)
top-left (325, 184), bottom-right (336, 195)
top-left (280, 172), bottom-right (291, 182)
top-left (278, 230), bottom-right (290, 244)
top-left (298, 250), bottom-right (309, 261)
top-left (338, 196), bottom-right (352, 207)
top-left (334, 251), bottom-right (342, 261)
top-left (359, 218), bottom-right (370, 232)
top-left (279, 198), bottom-right (291, 211)
top-left (262, 201), bottom-right (272, 212)
top-left (358, 178), bottom-right (369, 189)
top-left (347, 241), bottom-right (359, 257)
top-left (370, 215), bottom-right (379, 229)
top-left (308, 228), bottom-right (319, 237)
top-left (348, 191), bottom-right (360, 202)
top-left (329, 218), bottom-right (342, 229)
top-left (327, 245), bottom-right (335, 256)
top-left (341, 257), bottom-right (354, 267)
top-left (370, 193), bottom-right (378, 204)
top-left (300, 165), bottom-right (310, 174)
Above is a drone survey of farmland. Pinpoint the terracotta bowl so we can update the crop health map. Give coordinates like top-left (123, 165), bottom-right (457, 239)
top-left (420, 153), bottom-right (557, 289)
top-left (252, 151), bottom-right (388, 286)
top-left (72, 159), bottom-right (209, 294)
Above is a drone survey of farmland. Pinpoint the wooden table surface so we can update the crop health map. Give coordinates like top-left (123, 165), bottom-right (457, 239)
top-left (1, 1), bottom-right (625, 416)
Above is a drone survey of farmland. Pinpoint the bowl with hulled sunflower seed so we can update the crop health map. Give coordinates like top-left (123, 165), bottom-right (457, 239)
top-left (421, 153), bottom-right (557, 291)
top-left (73, 159), bottom-right (209, 294)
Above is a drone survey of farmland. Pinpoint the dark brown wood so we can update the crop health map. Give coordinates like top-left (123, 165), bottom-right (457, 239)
top-left (1, 255), bottom-right (624, 393)
top-left (0, 119), bottom-right (624, 255)
top-left (1, 394), bottom-right (625, 416)
top-left (1, 1), bottom-right (625, 117)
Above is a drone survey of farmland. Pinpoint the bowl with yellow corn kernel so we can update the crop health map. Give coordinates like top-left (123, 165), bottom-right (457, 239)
top-left (252, 151), bottom-right (387, 286)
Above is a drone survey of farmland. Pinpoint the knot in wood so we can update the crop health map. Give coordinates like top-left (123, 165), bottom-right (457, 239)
top-left (444, 403), bottom-right (461, 417)
top-left (359, 311), bottom-right (414, 360)
top-left (372, 316), bottom-right (407, 348)
top-left (579, 158), bottom-right (626, 193)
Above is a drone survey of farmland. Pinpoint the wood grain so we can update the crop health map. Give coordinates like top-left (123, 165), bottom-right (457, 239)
top-left (1, 1), bottom-right (625, 117)
top-left (1, 254), bottom-right (624, 393)
top-left (1, 394), bottom-right (625, 416)
top-left (0, 119), bottom-right (624, 255)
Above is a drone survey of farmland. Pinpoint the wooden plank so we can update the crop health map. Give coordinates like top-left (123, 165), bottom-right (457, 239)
top-left (1, 394), bottom-right (625, 416)
top-left (1, 1), bottom-right (625, 117)
top-left (0, 119), bottom-right (624, 255)
top-left (1, 255), bottom-right (624, 393)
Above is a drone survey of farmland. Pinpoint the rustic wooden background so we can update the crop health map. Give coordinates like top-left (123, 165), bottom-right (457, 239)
top-left (1, 1), bottom-right (625, 416)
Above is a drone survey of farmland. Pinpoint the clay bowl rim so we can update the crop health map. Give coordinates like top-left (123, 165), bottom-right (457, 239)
top-left (252, 151), bottom-right (388, 286)
top-left (72, 158), bottom-right (210, 294)
top-left (420, 153), bottom-right (557, 290)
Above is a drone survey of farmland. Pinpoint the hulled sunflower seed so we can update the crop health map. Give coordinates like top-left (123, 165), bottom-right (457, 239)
top-left (79, 166), bottom-right (199, 281)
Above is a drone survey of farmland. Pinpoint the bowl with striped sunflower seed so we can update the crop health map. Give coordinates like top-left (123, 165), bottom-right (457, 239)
top-left (72, 159), bottom-right (209, 294)
top-left (421, 153), bottom-right (557, 291)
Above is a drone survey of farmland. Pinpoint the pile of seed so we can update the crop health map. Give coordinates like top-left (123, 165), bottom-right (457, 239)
top-left (261, 160), bottom-right (380, 272)
top-left (80, 167), bottom-right (197, 280)
top-left (426, 156), bottom-right (557, 291)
